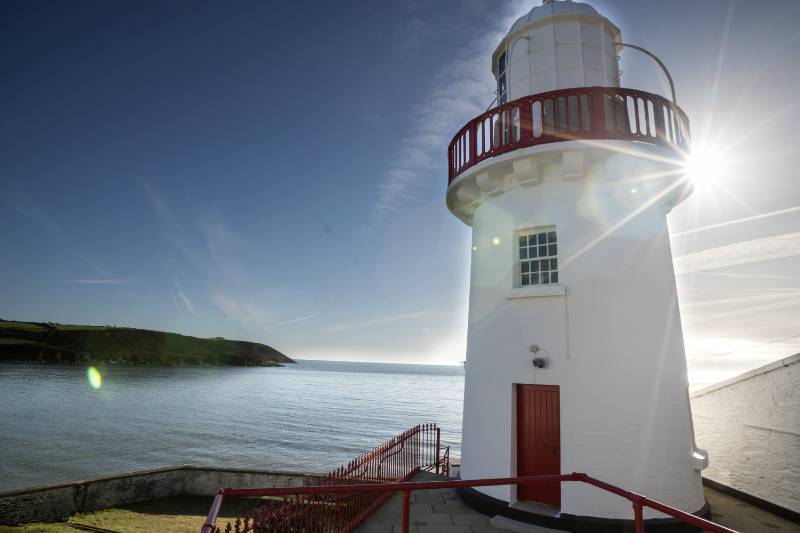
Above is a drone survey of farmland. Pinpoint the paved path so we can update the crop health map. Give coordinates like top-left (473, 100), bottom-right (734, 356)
top-left (355, 471), bottom-right (515, 533)
top-left (355, 471), bottom-right (800, 533)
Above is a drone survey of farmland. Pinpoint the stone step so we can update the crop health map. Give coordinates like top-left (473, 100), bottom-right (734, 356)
top-left (489, 515), bottom-right (569, 533)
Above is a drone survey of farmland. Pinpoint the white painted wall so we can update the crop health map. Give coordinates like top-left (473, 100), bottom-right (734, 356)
top-left (691, 354), bottom-right (800, 514)
top-left (452, 141), bottom-right (704, 520)
top-left (451, 1), bottom-right (704, 521)
top-left (494, 7), bottom-right (620, 101)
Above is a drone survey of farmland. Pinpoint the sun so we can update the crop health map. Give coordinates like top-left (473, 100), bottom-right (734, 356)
top-left (684, 142), bottom-right (729, 192)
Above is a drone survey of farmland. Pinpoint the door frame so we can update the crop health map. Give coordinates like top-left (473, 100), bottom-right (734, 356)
top-left (515, 383), bottom-right (561, 507)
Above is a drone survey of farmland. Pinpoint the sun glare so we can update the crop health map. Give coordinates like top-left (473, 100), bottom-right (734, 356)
top-left (684, 143), bottom-right (728, 191)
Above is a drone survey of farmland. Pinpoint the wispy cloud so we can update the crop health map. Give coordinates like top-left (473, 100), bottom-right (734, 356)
top-left (64, 278), bottom-right (134, 284)
top-left (674, 231), bottom-right (800, 274)
top-left (671, 205), bottom-right (800, 238)
top-left (323, 309), bottom-right (436, 333)
top-left (0, 183), bottom-right (62, 235)
top-left (142, 182), bottom-right (203, 267)
top-left (269, 314), bottom-right (314, 328)
top-left (176, 289), bottom-right (197, 316)
top-left (367, 2), bottom-right (527, 230)
top-left (212, 291), bottom-right (263, 324)
top-left (74, 254), bottom-right (112, 277)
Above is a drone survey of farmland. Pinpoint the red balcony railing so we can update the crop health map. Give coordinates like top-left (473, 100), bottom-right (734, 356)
top-left (200, 424), bottom-right (448, 533)
top-left (448, 86), bottom-right (691, 183)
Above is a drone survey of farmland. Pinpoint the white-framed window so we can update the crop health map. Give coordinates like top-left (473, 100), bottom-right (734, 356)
top-left (516, 227), bottom-right (558, 287)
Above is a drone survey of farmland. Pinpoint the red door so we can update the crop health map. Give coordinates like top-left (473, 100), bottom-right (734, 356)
top-left (516, 384), bottom-right (560, 506)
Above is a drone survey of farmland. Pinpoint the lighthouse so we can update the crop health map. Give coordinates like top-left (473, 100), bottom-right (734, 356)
top-left (447, 0), bottom-right (708, 528)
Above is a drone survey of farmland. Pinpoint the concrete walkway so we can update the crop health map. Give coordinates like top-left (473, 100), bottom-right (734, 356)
top-left (355, 471), bottom-right (800, 533)
top-left (355, 471), bottom-right (518, 533)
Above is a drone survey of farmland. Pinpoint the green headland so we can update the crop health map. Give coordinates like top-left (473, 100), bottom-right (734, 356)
top-left (0, 319), bottom-right (294, 367)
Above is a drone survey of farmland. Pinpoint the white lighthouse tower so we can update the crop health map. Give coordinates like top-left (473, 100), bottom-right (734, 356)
top-left (447, 0), bottom-right (708, 528)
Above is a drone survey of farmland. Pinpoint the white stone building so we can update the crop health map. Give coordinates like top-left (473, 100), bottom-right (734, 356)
top-left (691, 353), bottom-right (800, 516)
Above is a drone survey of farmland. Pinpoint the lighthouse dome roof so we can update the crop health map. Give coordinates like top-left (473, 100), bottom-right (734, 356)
top-left (508, 1), bottom-right (603, 35)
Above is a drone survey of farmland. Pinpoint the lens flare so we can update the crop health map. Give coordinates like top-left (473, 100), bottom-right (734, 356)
top-left (87, 367), bottom-right (102, 389)
top-left (684, 143), bottom-right (727, 191)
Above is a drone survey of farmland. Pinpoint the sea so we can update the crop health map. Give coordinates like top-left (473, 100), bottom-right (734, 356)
top-left (0, 360), bottom-right (465, 492)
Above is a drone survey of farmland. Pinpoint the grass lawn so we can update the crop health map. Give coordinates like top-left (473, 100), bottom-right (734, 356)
top-left (0, 496), bottom-right (266, 533)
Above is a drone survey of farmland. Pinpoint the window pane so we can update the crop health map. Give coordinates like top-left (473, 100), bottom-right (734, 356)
top-left (548, 231), bottom-right (556, 242)
top-left (542, 272), bottom-right (550, 284)
top-left (522, 274), bottom-right (529, 285)
top-left (551, 272), bottom-right (558, 283)
top-left (530, 247), bottom-right (538, 258)
top-left (538, 233), bottom-right (546, 244)
top-left (551, 258), bottom-right (558, 270)
top-left (539, 245), bottom-right (547, 256)
top-left (531, 273), bottom-right (539, 284)
top-left (521, 262), bottom-right (530, 273)
top-left (540, 259), bottom-right (549, 271)
top-left (531, 261), bottom-right (539, 272)
top-left (520, 248), bottom-right (528, 259)
top-left (519, 236), bottom-right (527, 248)
top-left (528, 235), bottom-right (537, 246)
top-left (549, 244), bottom-right (557, 256)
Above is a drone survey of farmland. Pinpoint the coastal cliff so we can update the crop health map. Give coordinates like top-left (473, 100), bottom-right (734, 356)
top-left (0, 319), bottom-right (294, 367)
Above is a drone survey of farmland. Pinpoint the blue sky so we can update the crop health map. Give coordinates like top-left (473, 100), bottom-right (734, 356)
top-left (2, 0), bottom-right (799, 387)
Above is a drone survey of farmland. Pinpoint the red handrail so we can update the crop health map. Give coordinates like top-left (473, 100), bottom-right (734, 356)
top-left (202, 473), bottom-right (738, 533)
top-left (201, 424), bottom-right (449, 533)
top-left (447, 86), bottom-right (691, 183)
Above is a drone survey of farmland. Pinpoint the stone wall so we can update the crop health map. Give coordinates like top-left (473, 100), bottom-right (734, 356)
top-left (0, 465), bottom-right (322, 525)
top-left (691, 353), bottom-right (800, 514)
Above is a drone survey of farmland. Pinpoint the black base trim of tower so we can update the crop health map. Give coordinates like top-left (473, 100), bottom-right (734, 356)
top-left (456, 486), bottom-right (711, 533)
top-left (702, 477), bottom-right (800, 524)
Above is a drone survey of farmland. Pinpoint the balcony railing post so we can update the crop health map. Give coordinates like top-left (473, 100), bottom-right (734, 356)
top-left (519, 97), bottom-right (532, 143)
top-left (402, 489), bottom-right (411, 533)
top-left (448, 145), bottom-right (454, 183)
top-left (469, 122), bottom-right (477, 164)
top-left (591, 87), bottom-right (605, 137)
top-left (435, 427), bottom-right (441, 475)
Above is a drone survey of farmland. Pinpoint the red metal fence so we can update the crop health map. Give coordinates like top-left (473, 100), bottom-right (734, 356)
top-left (201, 423), bottom-right (448, 533)
top-left (448, 86), bottom-right (691, 183)
top-left (203, 473), bottom-right (738, 533)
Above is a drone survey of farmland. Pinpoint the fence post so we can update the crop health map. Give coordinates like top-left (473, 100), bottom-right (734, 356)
top-left (435, 427), bottom-right (441, 475)
top-left (402, 490), bottom-right (411, 533)
top-left (633, 497), bottom-right (644, 533)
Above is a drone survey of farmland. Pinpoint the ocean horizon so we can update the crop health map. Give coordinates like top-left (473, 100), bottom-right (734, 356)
top-left (0, 360), bottom-right (465, 492)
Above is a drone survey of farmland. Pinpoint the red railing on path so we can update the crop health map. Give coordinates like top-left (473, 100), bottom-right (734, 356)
top-left (202, 424), bottom-right (448, 533)
top-left (448, 86), bottom-right (691, 183)
top-left (202, 472), bottom-right (738, 533)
